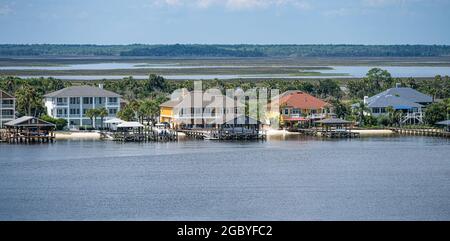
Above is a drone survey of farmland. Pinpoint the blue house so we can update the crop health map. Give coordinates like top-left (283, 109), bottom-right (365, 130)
top-left (358, 84), bottom-right (433, 124)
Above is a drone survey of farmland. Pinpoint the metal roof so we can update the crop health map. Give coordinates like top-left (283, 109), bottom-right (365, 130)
top-left (117, 122), bottom-right (144, 128)
top-left (367, 87), bottom-right (432, 104)
top-left (436, 120), bottom-right (450, 126)
top-left (104, 118), bottom-right (125, 124)
top-left (367, 94), bottom-right (423, 109)
top-left (44, 86), bottom-right (121, 98)
top-left (4, 116), bottom-right (55, 127)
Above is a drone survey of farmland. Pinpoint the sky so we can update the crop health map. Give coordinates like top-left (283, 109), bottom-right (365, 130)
top-left (0, 0), bottom-right (449, 45)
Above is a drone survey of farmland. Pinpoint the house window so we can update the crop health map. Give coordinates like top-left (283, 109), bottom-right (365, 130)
top-left (108, 108), bottom-right (118, 115)
top-left (57, 98), bottom-right (67, 105)
top-left (284, 109), bottom-right (289, 115)
top-left (1, 109), bottom-right (13, 116)
top-left (2, 99), bottom-right (13, 105)
top-left (380, 108), bottom-right (386, 113)
top-left (70, 108), bottom-right (80, 115)
top-left (97, 97), bottom-right (104, 105)
top-left (83, 97), bottom-right (93, 105)
top-left (292, 108), bottom-right (300, 114)
top-left (372, 108), bottom-right (380, 114)
top-left (108, 97), bottom-right (118, 103)
top-left (70, 97), bottom-right (80, 105)
top-left (57, 109), bottom-right (67, 117)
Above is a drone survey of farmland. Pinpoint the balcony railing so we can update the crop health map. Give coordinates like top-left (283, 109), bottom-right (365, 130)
top-left (0, 104), bottom-right (14, 109)
top-left (0, 115), bottom-right (14, 119)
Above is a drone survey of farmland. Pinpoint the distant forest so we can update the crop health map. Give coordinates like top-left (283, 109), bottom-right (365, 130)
top-left (1, 44), bottom-right (450, 57)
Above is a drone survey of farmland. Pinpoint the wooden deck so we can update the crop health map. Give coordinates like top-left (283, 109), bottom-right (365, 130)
top-left (0, 129), bottom-right (55, 144)
top-left (180, 129), bottom-right (267, 141)
top-left (111, 128), bottom-right (178, 142)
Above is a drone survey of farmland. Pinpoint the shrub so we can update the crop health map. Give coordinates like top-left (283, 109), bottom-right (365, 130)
top-left (40, 115), bottom-right (67, 130)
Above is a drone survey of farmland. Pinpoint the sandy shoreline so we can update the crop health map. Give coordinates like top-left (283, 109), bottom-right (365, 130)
top-left (55, 131), bottom-right (101, 140)
top-left (351, 129), bottom-right (395, 136)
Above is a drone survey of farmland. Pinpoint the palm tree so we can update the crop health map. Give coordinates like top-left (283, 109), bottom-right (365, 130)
top-left (117, 105), bottom-right (135, 122)
top-left (139, 99), bottom-right (160, 125)
top-left (354, 101), bottom-right (370, 126)
top-left (97, 107), bottom-right (108, 129)
top-left (386, 106), bottom-right (403, 126)
top-left (85, 109), bottom-right (98, 128)
top-left (443, 98), bottom-right (450, 121)
top-left (5, 77), bottom-right (15, 94)
top-left (15, 84), bottom-right (42, 117)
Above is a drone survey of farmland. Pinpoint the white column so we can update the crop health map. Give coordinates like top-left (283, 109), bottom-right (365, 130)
top-left (80, 97), bottom-right (83, 127)
top-left (67, 98), bottom-right (70, 128)
top-left (92, 97), bottom-right (95, 127)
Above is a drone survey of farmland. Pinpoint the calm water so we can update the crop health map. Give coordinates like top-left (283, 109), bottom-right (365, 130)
top-left (0, 136), bottom-right (449, 220)
top-left (5, 63), bottom-right (450, 79)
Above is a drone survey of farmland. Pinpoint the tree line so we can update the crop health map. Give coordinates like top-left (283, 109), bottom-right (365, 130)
top-left (2, 44), bottom-right (450, 57)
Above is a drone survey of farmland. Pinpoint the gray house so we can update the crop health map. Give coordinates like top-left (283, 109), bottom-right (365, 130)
top-left (360, 85), bottom-right (433, 124)
top-left (0, 89), bottom-right (16, 128)
top-left (44, 85), bottom-right (121, 128)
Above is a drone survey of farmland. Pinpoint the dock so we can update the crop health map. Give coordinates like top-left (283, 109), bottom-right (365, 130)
top-left (390, 127), bottom-right (450, 138)
top-left (180, 129), bottom-right (267, 141)
top-left (297, 128), bottom-right (360, 138)
top-left (1, 116), bottom-right (56, 144)
top-left (111, 128), bottom-right (178, 142)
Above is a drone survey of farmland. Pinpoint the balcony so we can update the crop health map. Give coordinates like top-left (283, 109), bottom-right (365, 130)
top-left (309, 113), bottom-right (327, 119)
top-left (1, 115), bottom-right (14, 119)
top-left (1, 104), bottom-right (14, 109)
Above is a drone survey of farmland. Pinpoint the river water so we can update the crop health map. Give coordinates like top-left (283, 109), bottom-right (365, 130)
top-left (0, 136), bottom-right (449, 220)
top-left (3, 63), bottom-right (450, 79)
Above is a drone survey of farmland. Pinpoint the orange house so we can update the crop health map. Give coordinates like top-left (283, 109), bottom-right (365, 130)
top-left (276, 91), bottom-right (330, 127)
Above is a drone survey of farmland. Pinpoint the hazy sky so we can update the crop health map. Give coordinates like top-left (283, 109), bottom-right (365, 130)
top-left (0, 0), bottom-right (449, 44)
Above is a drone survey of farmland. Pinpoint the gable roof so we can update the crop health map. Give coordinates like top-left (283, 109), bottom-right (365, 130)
top-left (160, 99), bottom-right (183, 108)
top-left (277, 91), bottom-right (329, 109)
top-left (44, 86), bottom-right (121, 98)
top-left (4, 116), bottom-right (55, 127)
top-left (367, 87), bottom-right (432, 104)
top-left (0, 89), bottom-right (14, 99)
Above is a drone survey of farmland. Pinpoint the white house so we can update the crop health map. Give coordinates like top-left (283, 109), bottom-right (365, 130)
top-left (0, 89), bottom-right (16, 128)
top-left (44, 85), bottom-right (121, 128)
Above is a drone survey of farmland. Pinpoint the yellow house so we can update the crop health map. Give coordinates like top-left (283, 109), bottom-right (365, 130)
top-left (159, 99), bottom-right (182, 124)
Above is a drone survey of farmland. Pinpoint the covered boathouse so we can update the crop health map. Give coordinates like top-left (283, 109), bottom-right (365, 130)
top-left (1, 116), bottom-right (56, 144)
top-left (314, 117), bottom-right (359, 138)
